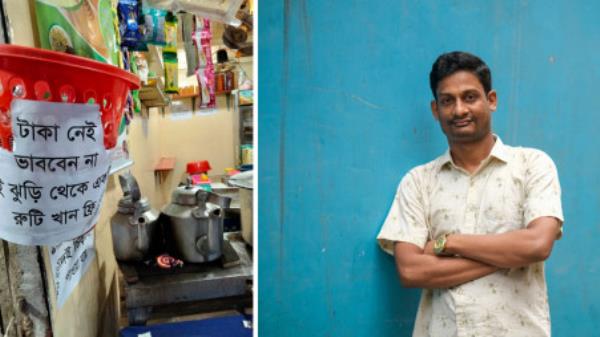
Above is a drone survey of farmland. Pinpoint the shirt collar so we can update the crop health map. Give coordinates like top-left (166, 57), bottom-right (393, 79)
top-left (437, 135), bottom-right (510, 171)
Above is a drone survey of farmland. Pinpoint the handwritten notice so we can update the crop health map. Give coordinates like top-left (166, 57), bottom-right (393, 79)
top-left (49, 230), bottom-right (95, 308)
top-left (0, 99), bottom-right (111, 245)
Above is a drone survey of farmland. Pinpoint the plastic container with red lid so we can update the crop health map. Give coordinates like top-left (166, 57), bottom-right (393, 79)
top-left (186, 160), bottom-right (212, 175)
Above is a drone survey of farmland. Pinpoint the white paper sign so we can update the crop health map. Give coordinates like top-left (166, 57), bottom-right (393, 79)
top-left (49, 230), bottom-right (95, 308)
top-left (0, 99), bottom-right (111, 245)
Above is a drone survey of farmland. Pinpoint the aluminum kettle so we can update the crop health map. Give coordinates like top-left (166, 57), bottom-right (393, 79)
top-left (111, 173), bottom-right (158, 261)
top-left (162, 180), bottom-right (231, 263)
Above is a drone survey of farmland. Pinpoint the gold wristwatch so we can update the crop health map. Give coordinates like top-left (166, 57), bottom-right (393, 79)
top-left (433, 233), bottom-right (449, 256)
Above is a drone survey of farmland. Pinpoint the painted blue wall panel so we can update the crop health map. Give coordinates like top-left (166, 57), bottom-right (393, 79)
top-left (259, 1), bottom-right (600, 336)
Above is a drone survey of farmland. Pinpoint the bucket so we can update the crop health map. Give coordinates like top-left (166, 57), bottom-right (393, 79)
top-left (0, 45), bottom-right (140, 150)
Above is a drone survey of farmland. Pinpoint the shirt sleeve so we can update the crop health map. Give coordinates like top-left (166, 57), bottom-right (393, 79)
top-left (523, 149), bottom-right (564, 226)
top-left (377, 170), bottom-right (429, 255)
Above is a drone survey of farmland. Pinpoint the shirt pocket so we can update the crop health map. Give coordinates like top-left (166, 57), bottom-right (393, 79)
top-left (428, 179), bottom-right (468, 237)
top-left (481, 174), bottom-right (525, 233)
top-left (429, 206), bottom-right (461, 238)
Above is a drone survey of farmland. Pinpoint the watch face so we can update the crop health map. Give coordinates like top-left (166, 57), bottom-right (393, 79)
top-left (434, 236), bottom-right (446, 254)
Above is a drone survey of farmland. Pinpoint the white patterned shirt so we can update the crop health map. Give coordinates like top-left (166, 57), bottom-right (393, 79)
top-left (377, 137), bottom-right (563, 337)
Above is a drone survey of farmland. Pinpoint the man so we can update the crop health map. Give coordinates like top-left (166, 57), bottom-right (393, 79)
top-left (377, 51), bottom-right (563, 336)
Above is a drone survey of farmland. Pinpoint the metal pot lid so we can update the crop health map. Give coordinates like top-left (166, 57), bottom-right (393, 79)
top-left (171, 184), bottom-right (202, 206)
top-left (118, 197), bottom-right (151, 214)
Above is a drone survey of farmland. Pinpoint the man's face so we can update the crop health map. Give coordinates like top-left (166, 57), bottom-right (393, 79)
top-left (431, 71), bottom-right (497, 144)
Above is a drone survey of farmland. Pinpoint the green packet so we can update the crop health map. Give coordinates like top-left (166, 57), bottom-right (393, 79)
top-left (35, 0), bottom-right (119, 65)
top-left (163, 11), bottom-right (178, 54)
top-left (129, 53), bottom-right (142, 113)
top-left (163, 52), bottom-right (179, 94)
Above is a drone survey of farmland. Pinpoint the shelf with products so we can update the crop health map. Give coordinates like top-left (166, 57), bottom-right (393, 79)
top-left (234, 90), bottom-right (253, 168)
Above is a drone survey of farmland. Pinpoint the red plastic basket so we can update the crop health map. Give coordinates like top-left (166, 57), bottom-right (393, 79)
top-left (0, 45), bottom-right (140, 150)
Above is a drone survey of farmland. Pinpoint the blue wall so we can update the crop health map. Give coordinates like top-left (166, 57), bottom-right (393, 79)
top-left (259, 1), bottom-right (600, 336)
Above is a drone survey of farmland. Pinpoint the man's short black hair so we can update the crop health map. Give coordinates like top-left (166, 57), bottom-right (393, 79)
top-left (429, 51), bottom-right (492, 99)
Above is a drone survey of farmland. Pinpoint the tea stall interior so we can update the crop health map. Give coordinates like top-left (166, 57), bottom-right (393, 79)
top-left (0, 1), bottom-right (253, 336)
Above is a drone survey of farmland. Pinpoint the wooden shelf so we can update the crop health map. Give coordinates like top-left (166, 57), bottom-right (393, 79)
top-left (171, 86), bottom-right (200, 100)
top-left (154, 157), bottom-right (175, 184)
top-left (154, 157), bottom-right (176, 171)
top-left (140, 82), bottom-right (170, 108)
top-left (171, 93), bottom-right (198, 100)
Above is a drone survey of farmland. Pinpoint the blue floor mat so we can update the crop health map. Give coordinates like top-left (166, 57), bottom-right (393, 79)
top-left (119, 314), bottom-right (252, 337)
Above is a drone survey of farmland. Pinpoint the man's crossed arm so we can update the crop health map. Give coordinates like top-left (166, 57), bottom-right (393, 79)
top-left (394, 216), bottom-right (562, 289)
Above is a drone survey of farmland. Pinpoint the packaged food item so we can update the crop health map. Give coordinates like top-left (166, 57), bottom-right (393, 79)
top-left (204, 65), bottom-right (216, 108)
top-left (225, 70), bottom-right (235, 91)
top-left (142, 1), bottom-right (167, 45)
top-left (241, 144), bottom-right (253, 166)
top-left (238, 68), bottom-right (252, 90)
top-left (119, 49), bottom-right (136, 120)
top-left (162, 11), bottom-right (178, 94)
top-left (180, 12), bottom-right (198, 76)
top-left (35, 0), bottom-right (120, 64)
top-left (192, 18), bottom-right (215, 109)
top-left (144, 0), bottom-right (244, 26)
top-left (118, 0), bottom-right (140, 49)
top-left (238, 89), bottom-right (253, 105)
top-left (215, 72), bottom-right (225, 93)
top-left (196, 68), bottom-right (210, 107)
top-left (163, 11), bottom-right (178, 53)
top-left (129, 53), bottom-right (142, 113)
top-left (135, 53), bottom-right (149, 84)
top-left (147, 71), bottom-right (158, 85)
top-left (163, 52), bottom-right (179, 94)
top-left (111, 3), bottom-right (125, 68)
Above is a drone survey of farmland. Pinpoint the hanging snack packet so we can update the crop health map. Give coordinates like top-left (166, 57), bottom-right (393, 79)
top-left (192, 18), bottom-right (215, 109)
top-left (205, 65), bottom-right (216, 108)
top-left (163, 11), bottom-right (178, 53)
top-left (117, 0), bottom-right (142, 49)
top-left (180, 13), bottom-right (198, 76)
top-left (192, 30), bottom-right (206, 68)
top-left (142, 1), bottom-right (167, 45)
top-left (111, 3), bottom-right (124, 68)
top-left (129, 53), bottom-right (142, 113)
top-left (163, 52), bottom-right (179, 94)
top-left (196, 67), bottom-right (209, 107)
top-left (196, 64), bottom-right (215, 108)
top-left (143, 0), bottom-right (244, 26)
top-left (135, 53), bottom-right (149, 84)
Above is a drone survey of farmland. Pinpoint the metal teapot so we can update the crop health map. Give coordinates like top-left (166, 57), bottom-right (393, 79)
top-left (111, 173), bottom-right (159, 261)
top-left (162, 179), bottom-right (231, 263)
